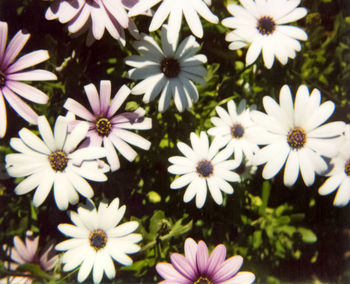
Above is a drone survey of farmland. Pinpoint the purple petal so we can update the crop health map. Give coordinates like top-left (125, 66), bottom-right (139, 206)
top-left (2, 86), bottom-right (38, 124)
top-left (0, 21), bottom-right (8, 60)
top-left (212, 255), bottom-right (243, 283)
top-left (24, 234), bottom-right (39, 261)
top-left (99, 80), bottom-right (111, 115)
top-left (2, 30), bottom-right (30, 69)
top-left (156, 262), bottom-right (191, 283)
top-left (170, 253), bottom-right (197, 281)
top-left (196, 241), bottom-right (209, 275)
top-left (84, 83), bottom-right (101, 115)
top-left (39, 243), bottom-right (58, 271)
top-left (103, 0), bottom-right (129, 28)
top-left (184, 238), bottom-right (198, 269)
top-left (64, 98), bottom-right (95, 121)
top-left (219, 272), bottom-right (256, 284)
top-left (7, 50), bottom-right (50, 74)
top-left (13, 236), bottom-right (32, 263)
top-left (0, 91), bottom-right (7, 138)
top-left (6, 80), bottom-right (48, 104)
top-left (206, 244), bottom-right (226, 277)
top-left (7, 69), bottom-right (57, 81)
top-left (107, 85), bottom-right (130, 117)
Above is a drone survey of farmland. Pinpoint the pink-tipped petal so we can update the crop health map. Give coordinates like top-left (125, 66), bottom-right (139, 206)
top-left (84, 83), bottom-right (101, 115)
top-left (7, 50), bottom-right (50, 74)
top-left (2, 30), bottom-right (30, 69)
top-left (2, 86), bottom-right (38, 124)
top-left (7, 69), bottom-right (57, 81)
top-left (64, 98), bottom-right (95, 121)
top-left (107, 85), bottom-right (130, 117)
top-left (0, 21), bottom-right (8, 60)
top-left (184, 238), bottom-right (198, 268)
top-left (6, 81), bottom-right (48, 104)
top-left (0, 91), bottom-right (7, 138)
top-left (99, 80), bottom-right (112, 115)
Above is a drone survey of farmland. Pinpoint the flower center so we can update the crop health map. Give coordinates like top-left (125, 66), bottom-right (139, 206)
top-left (48, 151), bottom-right (68, 172)
top-left (231, 123), bottom-right (245, 138)
top-left (257, 16), bottom-right (276, 35)
top-left (160, 57), bottom-right (180, 78)
top-left (345, 159), bottom-right (350, 176)
top-left (194, 277), bottom-right (213, 284)
top-left (0, 69), bottom-right (6, 87)
top-left (287, 127), bottom-right (306, 149)
top-left (89, 229), bottom-right (107, 250)
top-left (196, 160), bottom-right (213, 178)
top-left (95, 117), bottom-right (112, 136)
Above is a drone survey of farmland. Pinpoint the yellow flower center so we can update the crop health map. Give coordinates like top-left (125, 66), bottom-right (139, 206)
top-left (48, 151), bottom-right (68, 171)
top-left (95, 117), bottom-right (112, 136)
top-left (257, 16), bottom-right (276, 35)
top-left (89, 229), bottom-right (107, 250)
top-left (287, 127), bottom-right (307, 149)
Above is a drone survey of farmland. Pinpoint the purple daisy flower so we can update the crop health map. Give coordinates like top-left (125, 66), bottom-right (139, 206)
top-left (45, 0), bottom-right (141, 46)
top-left (0, 21), bottom-right (57, 138)
top-left (64, 80), bottom-right (152, 171)
top-left (156, 238), bottom-right (255, 284)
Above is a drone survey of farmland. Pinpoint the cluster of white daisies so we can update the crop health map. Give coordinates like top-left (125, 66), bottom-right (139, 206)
top-left (0, 0), bottom-right (347, 283)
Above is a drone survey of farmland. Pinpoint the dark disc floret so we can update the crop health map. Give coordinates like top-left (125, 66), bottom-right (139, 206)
top-left (48, 151), bottom-right (68, 172)
top-left (257, 16), bottom-right (276, 35)
top-left (231, 123), bottom-right (245, 138)
top-left (160, 57), bottom-right (180, 78)
top-left (0, 69), bottom-right (6, 87)
top-left (194, 276), bottom-right (213, 284)
top-left (287, 127), bottom-right (307, 149)
top-left (95, 117), bottom-right (112, 136)
top-left (345, 159), bottom-right (350, 176)
top-left (89, 229), bottom-right (107, 250)
top-left (196, 160), bottom-right (214, 178)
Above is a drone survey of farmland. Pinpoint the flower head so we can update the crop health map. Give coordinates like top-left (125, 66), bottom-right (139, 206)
top-left (208, 99), bottom-right (260, 164)
top-left (2, 230), bottom-right (58, 284)
top-left (64, 80), bottom-right (152, 172)
top-left (0, 21), bottom-right (57, 138)
top-left (251, 85), bottom-right (345, 187)
top-left (222, 0), bottom-right (308, 69)
top-left (56, 198), bottom-right (142, 284)
top-left (319, 125), bottom-right (350, 206)
top-left (5, 115), bottom-right (109, 210)
top-left (128, 0), bottom-right (219, 44)
top-left (45, 0), bottom-right (140, 46)
top-left (156, 238), bottom-right (255, 283)
top-left (126, 25), bottom-right (207, 113)
top-left (168, 131), bottom-right (240, 208)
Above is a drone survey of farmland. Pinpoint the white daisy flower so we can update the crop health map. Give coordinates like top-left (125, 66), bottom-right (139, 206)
top-left (251, 85), bottom-right (345, 187)
top-left (5, 115), bottom-right (109, 211)
top-left (208, 99), bottom-right (260, 164)
top-left (222, 0), bottom-right (308, 69)
top-left (168, 131), bottom-right (240, 208)
top-left (56, 198), bottom-right (142, 284)
top-left (125, 25), bottom-right (207, 113)
top-left (319, 125), bottom-right (350, 206)
top-left (128, 0), bottom-right (219, 44)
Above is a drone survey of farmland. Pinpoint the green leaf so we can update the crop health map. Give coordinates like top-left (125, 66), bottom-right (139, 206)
top-left (297, 228), bottom-right (317, 243)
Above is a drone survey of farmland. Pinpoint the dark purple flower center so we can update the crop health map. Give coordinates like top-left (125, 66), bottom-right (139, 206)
top-left (89, 229), bottom-right (107, 250)
top-left (194, 276), bottom-right (213, 284)
top-left (48, 151), bottom-right (68, 171)
top-left (95, 117), bottom-right (112, 136)
top-left (345, 159), bottom-right (350, 176)
top-left (196, 160), bottom-right (213, 178)
top-left (287, 127), bottom-right (307, 149)
top-left (257, 16), bottom-right (276, 35)
top-left (0, 69), bottom-right (6, 87)
top-left (160, 57), bottom-right (180, 78)
top-left (231, 123), bottom-right (245, 138)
